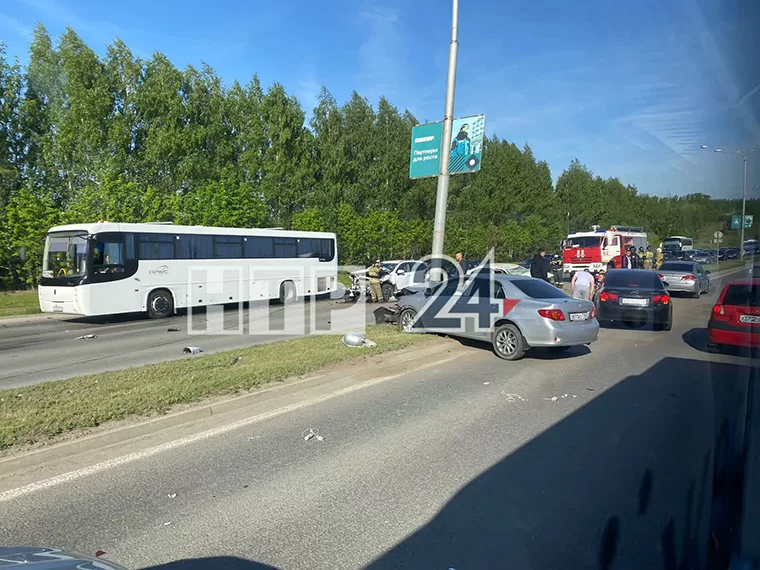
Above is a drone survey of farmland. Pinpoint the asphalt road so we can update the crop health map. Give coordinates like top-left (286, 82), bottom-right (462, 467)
top-left (0, 297), bottom-right (389, 389)
top-left (1, 268), bottom-right (756, 568)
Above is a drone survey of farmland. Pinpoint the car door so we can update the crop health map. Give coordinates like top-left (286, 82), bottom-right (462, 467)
top-left (394, 262), bottom-right (414, 290)
top-left (695, 263), bottom-right (708, 292)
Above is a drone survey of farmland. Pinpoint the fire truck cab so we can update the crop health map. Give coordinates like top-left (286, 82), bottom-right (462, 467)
top-left (563, 226), bottom-right (647, 275)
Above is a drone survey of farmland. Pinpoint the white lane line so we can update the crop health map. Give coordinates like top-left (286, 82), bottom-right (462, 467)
top-left (0, 352), bottom-right (462, 503)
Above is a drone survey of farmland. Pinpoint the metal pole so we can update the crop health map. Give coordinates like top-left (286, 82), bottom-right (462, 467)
top-left (431, 0), bottom-right (459, 277)
top-left (741, 155), bottom-right (747, 260)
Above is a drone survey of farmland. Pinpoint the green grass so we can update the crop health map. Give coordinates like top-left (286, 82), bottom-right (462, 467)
top-left (702, 260), bottom-right (744, 273)
top-left (0, 325), bottom-right (433, 452)
top-left (0, 289), bottom-right (40, 317)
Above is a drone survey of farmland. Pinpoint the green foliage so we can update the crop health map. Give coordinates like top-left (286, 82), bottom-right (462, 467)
top-left (0, 28), bottom-right (755, 287)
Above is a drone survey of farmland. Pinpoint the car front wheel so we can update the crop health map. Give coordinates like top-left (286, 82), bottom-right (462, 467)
top-left (492, 323), bottom-right (526, 361)
top-left (398, 308), bottom-right (418, 334)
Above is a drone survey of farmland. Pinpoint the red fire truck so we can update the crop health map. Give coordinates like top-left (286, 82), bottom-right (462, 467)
top-left (563, 226), bottom-right (648, 275)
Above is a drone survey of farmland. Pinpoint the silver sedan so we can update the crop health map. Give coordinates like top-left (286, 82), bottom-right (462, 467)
top-left (394, 273), bottom-right (599, 360)
top-left (657, 261), bottom-right (711, 298)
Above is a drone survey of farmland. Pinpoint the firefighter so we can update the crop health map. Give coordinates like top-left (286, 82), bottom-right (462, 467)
top-left (655, 247), bottom-right (664, 269)
top-left (367, 259), bottom-right (384, 303)
top-left (550, 254), bottom-right (564, 288)
top-left (643, 245), bottom-right (654, 269)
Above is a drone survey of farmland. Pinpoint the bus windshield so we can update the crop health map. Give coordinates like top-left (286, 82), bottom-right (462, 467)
top-left (565, 236), bottom-right (602, 248)
top-left (42, 233), bottom-right (89, 279)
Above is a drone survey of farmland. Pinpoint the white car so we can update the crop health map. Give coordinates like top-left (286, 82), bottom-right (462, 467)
top-left (349, 260), bottom-right (428, 301)
top-left (466, 263), bottom-right (531, 277)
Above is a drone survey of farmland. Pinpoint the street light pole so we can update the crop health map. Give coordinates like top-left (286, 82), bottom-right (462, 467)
top-left (431, 0), bottom-right (459, 276)
top-left (702, 145), bottom-right (752, 260)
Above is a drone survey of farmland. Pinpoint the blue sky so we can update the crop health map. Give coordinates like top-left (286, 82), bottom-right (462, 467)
top-left (1, 0), bottom-right (758, 200)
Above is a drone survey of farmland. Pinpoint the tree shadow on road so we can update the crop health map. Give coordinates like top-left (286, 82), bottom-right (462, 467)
top-left (142, 556), bottom-right (278, 570)
top-left (363, 356), bottom-right (754, 569)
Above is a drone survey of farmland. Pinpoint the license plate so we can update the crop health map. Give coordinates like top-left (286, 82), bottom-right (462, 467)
top-left (52, 304), bottom-right (63, 313)
top-left (621, 298), bottom-right (648, 307)
top-left (739, 315), bottom-right (760, 324)
top-left (570, 312), bottom-right (589, 322)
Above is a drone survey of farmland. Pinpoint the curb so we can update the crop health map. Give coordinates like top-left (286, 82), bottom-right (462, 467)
top-left (0, 338), bottom-right (470, 479)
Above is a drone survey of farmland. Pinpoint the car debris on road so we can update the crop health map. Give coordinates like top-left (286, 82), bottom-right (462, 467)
top-left (75, 334), bottom-right (96, 340)
top-left (183, 346), bottom-right (203, 355)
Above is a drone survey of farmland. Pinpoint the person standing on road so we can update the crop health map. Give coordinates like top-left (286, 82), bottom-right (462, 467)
top-left (571, 269), bottom-right (595, 300)
top-left (630, 246), bottom-right (641, 269)
top-left (455, 252), bottom-right (467, 276)
top-left (530, 248), bottom-right (551, 283)
top-left (655, 247), bottom-right (664, 269)
top-left (550, 254), bottom-right (564, 288)
top-left (367, 259), bottom-right (383, 303)
top-left (620, 248), bottom-right (633, 269)
top-left (643, 245), bottom-right (654, 269)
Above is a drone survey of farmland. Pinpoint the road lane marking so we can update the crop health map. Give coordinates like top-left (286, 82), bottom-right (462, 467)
top-left (0, 351), bottom-right (464, 503)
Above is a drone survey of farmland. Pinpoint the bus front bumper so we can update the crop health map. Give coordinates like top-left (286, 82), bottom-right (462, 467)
top-left (38, 286), bottom-right (86, 316)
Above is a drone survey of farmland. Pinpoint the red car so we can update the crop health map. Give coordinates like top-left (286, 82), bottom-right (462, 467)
top-left (708, 278), bottom-right (760, 351)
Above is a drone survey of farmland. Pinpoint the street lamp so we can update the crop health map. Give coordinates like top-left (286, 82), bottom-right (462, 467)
top-left (702, 145), bottom-right (752, 260)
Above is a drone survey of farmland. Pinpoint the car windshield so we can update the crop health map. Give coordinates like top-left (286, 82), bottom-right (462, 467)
top-left (660, 262), bottom-right (693, 272)
top-left (605, 271), bottom-right (664, 289)
top-left (382, 263), bottom-right (396, 271)
top-left (42, 232), bottom-right (89, 279)
top-left (511, 278), bottom-right (569, 299)
top-left (723, 285), bottom-right (760, 307)
top-left (565, 236), bottom-right (602, 248)
top-left (662, 239), bottom-right (681, 248)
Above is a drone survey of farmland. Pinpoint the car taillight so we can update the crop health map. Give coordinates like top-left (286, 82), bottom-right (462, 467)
top-left (713, 304), bottom-right (725, 316)
top-left (682, 274), bottom-right (696, 281)
top-left (538, 309), bottom-right (565, 321)
top-left (591, 306), bottom-right (597, 319)
top-left (653, 294), bottom-right (670, 304)
top-left (599, 291), bottom-right (618, 302)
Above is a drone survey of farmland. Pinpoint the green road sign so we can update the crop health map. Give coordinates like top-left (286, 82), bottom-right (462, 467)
top-left (409, 122), bottom-right (443, 179)
top-left (449, 114), bottom-right (485, 174)
top-left (732, 215), bottom-right (754, 229)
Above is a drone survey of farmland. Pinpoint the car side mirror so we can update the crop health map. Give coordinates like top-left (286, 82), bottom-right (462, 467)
top-left (397, 269), bottom-right (405, 275)
top-left (662, 281), bottom-right (670, 288)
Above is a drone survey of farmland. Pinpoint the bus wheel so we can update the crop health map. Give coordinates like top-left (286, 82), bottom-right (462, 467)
top-left (147, 289), bottom-right (173, 319)
top-left (279, 281), bottom-right (297, 305)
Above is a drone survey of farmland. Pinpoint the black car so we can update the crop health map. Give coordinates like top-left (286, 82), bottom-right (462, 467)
top-left (595, 269), bottom-right (673, 330)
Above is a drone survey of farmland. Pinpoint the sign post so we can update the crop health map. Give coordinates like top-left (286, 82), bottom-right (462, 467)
top-left (714, 230), bottom-right (723, 269)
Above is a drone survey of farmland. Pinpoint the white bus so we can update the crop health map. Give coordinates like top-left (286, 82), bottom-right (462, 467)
top-left (661, 235), bottom-right (694, 253)
top-left (38, 222), bottom-right (338, 318)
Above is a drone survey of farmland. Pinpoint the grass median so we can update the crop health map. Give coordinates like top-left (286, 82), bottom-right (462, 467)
top-left (0, 324), bottom-right (433, 452)
top-left (702, 260), bottom-right (744, 274)
top-left (0, 289), bottom-right (40, 317)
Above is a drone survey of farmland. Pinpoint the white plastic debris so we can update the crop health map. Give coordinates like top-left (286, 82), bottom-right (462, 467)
top-left (76, 334), bottom-right (96, 340)
top-left (183, 346), bottom-right (203, 355)
top-left (302, 428), bottom-right (324, 442)
top-left (502, 391), bottom-right (526, 402)
top-left (163, 522), bottom-right (172, 526)
top-left (167, 493), bottom-right (177, 498)
top-left (483, 382), bottom-right (491, 386)
top-left (342, 332), bottom-right (377, 348)
top-left (231, 356), bottom-right (244, 365)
